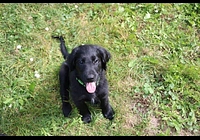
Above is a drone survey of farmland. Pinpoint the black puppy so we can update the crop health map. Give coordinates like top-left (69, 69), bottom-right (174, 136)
top-left (53, 36), bottom-right (114, 123)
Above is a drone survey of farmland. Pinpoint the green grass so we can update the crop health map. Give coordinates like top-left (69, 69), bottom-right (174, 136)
top-left (0, 3), bottom-right (199, 136)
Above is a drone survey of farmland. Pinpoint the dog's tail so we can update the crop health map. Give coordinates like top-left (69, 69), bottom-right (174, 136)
top-left (52, 36), bottom-right (69, 60)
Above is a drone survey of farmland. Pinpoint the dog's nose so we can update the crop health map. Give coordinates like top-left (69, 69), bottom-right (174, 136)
top-left (86, 74), bottom-right (95, 81)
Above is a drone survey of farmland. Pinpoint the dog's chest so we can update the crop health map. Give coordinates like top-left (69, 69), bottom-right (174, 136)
top-left (87, 94), bottom-right (100, 104)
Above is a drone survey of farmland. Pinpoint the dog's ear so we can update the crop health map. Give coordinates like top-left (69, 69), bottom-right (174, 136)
top-left (97, 46), bottom-right (111, 71)
top-left (67, 47), bottom-right (79, 71)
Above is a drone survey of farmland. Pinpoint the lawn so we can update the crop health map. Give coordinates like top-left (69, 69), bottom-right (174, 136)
top-left (0, 3), bottom-right (199, 136)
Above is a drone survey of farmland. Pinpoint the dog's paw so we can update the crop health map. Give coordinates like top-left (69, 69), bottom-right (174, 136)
top-left (103, 107), bottom-right (115, 120)
top-left (82, 114), bottom-right (92, 123)
top-left (62, 102), bottom-right (72, 117)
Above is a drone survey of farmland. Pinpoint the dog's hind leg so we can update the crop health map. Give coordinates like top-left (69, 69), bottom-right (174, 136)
top-left (59, 62), bottom-right (72, 117)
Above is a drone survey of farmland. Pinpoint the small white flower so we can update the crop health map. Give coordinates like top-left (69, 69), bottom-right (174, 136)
top-left (30, 58), bottom-right (34, 62)
top-left (155, 9), bottom-right (158, 13)
top-left (45, 27), bottom-right (49, 31)
top-left (75, 5), bottom-right (78, 8)
top-left (34, 71), bottom-right (41, 78)
top-left (144, 12), bottom-right (151, 20)
top-left (16, 45), bottom-right (22, 49)
top-left (34, 71), bottom-right (39, 74)
top-left (35, 73), bottom-right (40, 78)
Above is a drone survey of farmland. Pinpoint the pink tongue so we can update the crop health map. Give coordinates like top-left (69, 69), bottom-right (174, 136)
top-left (86, 82), bottom-right (96, 93)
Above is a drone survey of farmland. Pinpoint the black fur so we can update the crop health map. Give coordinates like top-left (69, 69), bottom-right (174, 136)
top-left (53, 36), bottom-right (115, 123)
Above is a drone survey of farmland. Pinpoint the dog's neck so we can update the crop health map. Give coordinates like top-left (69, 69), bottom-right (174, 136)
top-left (76, 77), bottom-right (100, 87)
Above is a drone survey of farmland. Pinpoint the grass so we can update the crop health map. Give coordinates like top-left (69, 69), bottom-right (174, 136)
top-left (0, 3), bottom-right (199, 136)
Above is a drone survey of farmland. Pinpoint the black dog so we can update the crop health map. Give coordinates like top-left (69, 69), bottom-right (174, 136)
top-left (53, 36), bottom-right (115, 123)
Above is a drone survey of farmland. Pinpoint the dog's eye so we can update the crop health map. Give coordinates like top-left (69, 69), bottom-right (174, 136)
top-left (78, 60), bottom-right (84, 64)
top-left (93, 59), bottom-right (99, 64)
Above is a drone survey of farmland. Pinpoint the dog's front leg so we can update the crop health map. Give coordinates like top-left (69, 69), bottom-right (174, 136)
top-left (73, 97), bottom-right (92, 123)
top-left (59, 62), bottom-right (72, 117)
top-left (100, 95), bottom-right (115, 120)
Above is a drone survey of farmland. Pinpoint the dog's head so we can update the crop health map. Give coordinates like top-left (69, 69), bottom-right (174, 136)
top-left (67, 45), bottom-right (111, 93)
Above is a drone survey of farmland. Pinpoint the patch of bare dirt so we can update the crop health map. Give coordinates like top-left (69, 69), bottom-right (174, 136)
top-left (144, 115), bottom-right (159, 135)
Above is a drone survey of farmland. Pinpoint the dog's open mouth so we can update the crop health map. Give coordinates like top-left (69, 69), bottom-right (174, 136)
top-left (86, 82), bottom-right (96, 93)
